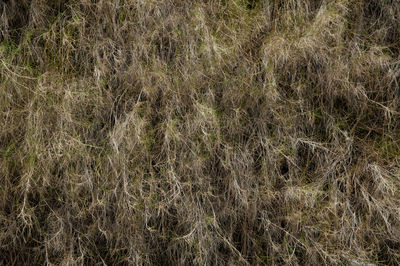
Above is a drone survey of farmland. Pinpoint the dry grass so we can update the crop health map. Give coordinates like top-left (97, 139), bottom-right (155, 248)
top-left (1, 0), bottom-right (400, 265)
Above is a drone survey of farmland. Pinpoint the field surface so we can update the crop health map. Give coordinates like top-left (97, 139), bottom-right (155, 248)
top-left (1, 0), bottom-right (400, 265)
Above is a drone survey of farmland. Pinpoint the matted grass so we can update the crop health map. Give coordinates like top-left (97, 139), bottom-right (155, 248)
top-left (1, 0), bottom-right (399, 265)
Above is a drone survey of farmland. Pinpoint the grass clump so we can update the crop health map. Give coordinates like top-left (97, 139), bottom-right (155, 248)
top-left (1, 0), bottom-right (400, 265)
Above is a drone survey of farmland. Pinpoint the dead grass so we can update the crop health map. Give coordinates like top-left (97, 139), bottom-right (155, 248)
top-left (1, 0), bottom-right (400, 265)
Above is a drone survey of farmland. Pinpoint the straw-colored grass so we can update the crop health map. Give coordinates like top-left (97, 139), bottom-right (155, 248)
top-left (1, 0), bottom-right (399, 264)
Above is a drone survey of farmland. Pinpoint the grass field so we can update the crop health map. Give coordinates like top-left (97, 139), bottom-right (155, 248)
top-left (1, 0), bottom-right (400, 264)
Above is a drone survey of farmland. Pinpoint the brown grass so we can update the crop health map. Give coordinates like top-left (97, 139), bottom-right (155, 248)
top-left (1, 0), bottom-right (400, 265)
